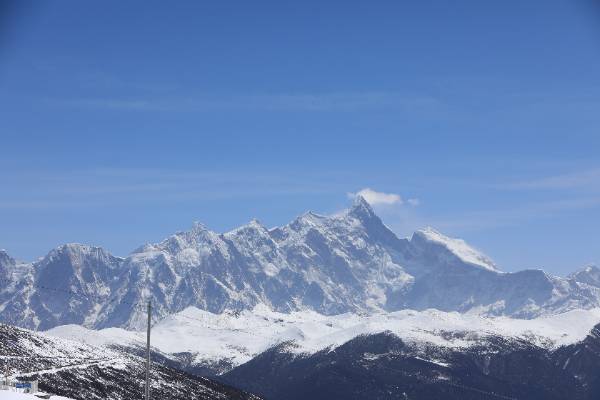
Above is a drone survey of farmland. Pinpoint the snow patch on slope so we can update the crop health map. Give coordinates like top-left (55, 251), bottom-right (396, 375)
top-left (416, 227), bottom-right (498, 271)
top-left (45, 324), bottom-right (141, 347)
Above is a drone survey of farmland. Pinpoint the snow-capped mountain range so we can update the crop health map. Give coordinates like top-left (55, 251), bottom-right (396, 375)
top-left (1, 196), bottom-right (600, 330)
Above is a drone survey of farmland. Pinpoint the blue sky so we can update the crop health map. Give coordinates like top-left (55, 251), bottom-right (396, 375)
top-left (1, 0), bottom-right (599, 274)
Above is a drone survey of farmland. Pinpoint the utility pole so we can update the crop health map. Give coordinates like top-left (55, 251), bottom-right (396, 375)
top-left (145, 300), bottom-right (151, 400)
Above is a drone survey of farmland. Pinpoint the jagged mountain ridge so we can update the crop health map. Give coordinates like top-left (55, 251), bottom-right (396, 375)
top-left (1, 196), bottom-right (600, 330)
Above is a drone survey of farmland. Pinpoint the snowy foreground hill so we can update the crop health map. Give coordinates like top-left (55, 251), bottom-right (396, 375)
top-left (0, 323), bottom-right (261, 400)
top-left (2, 196), bottom-right (600, 331)
top-left (45, 305), bottom-right (600, 375)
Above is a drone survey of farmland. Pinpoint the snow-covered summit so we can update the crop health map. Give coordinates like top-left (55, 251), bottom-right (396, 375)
top-left (0, 249), bottom-right (23, 275)
top-left (347, 194), bottom-right (378, 218)
top-left (0, 249), bottom-right (15, 268)
top-left (569, 264), bottom-right (600, 288)
top-left (45, 243), bottom-right (124, 266)
top-left (0, 248), bottom-right (12, 259)
top-left (0, 249), bottom-right (17, 288)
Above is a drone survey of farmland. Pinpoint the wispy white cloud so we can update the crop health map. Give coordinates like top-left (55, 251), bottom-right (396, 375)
top-left (432, 196), bottom-right (600, 232)
top-left (350, 188), bottom-right (402, 205)
top-left (57, 92), bottom-right (442, 113)
top-left (348, 188), bottom-right (417, 206)
top-left (497, 167), bottom-right (600, 190)
top-left (0, 168), bottom-right (350, 209)
top-left (69, 99), bottom-right (156, 111)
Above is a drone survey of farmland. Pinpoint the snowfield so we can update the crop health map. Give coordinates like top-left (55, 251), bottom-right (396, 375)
top-left (45, 305), bottom-right (600, 369)
top-left (414, 227), bottom-right (499, 271)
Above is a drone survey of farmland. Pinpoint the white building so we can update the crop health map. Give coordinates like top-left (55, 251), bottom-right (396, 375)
top-left (1, 379), bottom-right (39, 395)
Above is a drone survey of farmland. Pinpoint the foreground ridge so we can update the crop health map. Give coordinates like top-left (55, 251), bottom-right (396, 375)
top-left (0, 323), bottom-right (261, 400)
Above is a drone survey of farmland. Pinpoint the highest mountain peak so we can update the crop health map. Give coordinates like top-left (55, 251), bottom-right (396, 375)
top-left (348, 195), bottom-right (376, 217)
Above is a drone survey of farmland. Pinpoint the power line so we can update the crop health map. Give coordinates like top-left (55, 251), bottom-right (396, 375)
top-left (145, 301), bottom-right (151, 400)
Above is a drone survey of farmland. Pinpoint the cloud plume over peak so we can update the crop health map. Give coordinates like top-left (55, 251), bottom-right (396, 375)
top-left (349, 188), bottom-right (403, 206)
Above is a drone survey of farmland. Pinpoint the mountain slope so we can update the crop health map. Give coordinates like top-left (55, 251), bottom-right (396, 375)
top-left (2, 197), bottom-right (600, 330)
top-left (222, 326), bottom-right (600, 400)
top-left (0, 323), bottom-right (261, 400)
